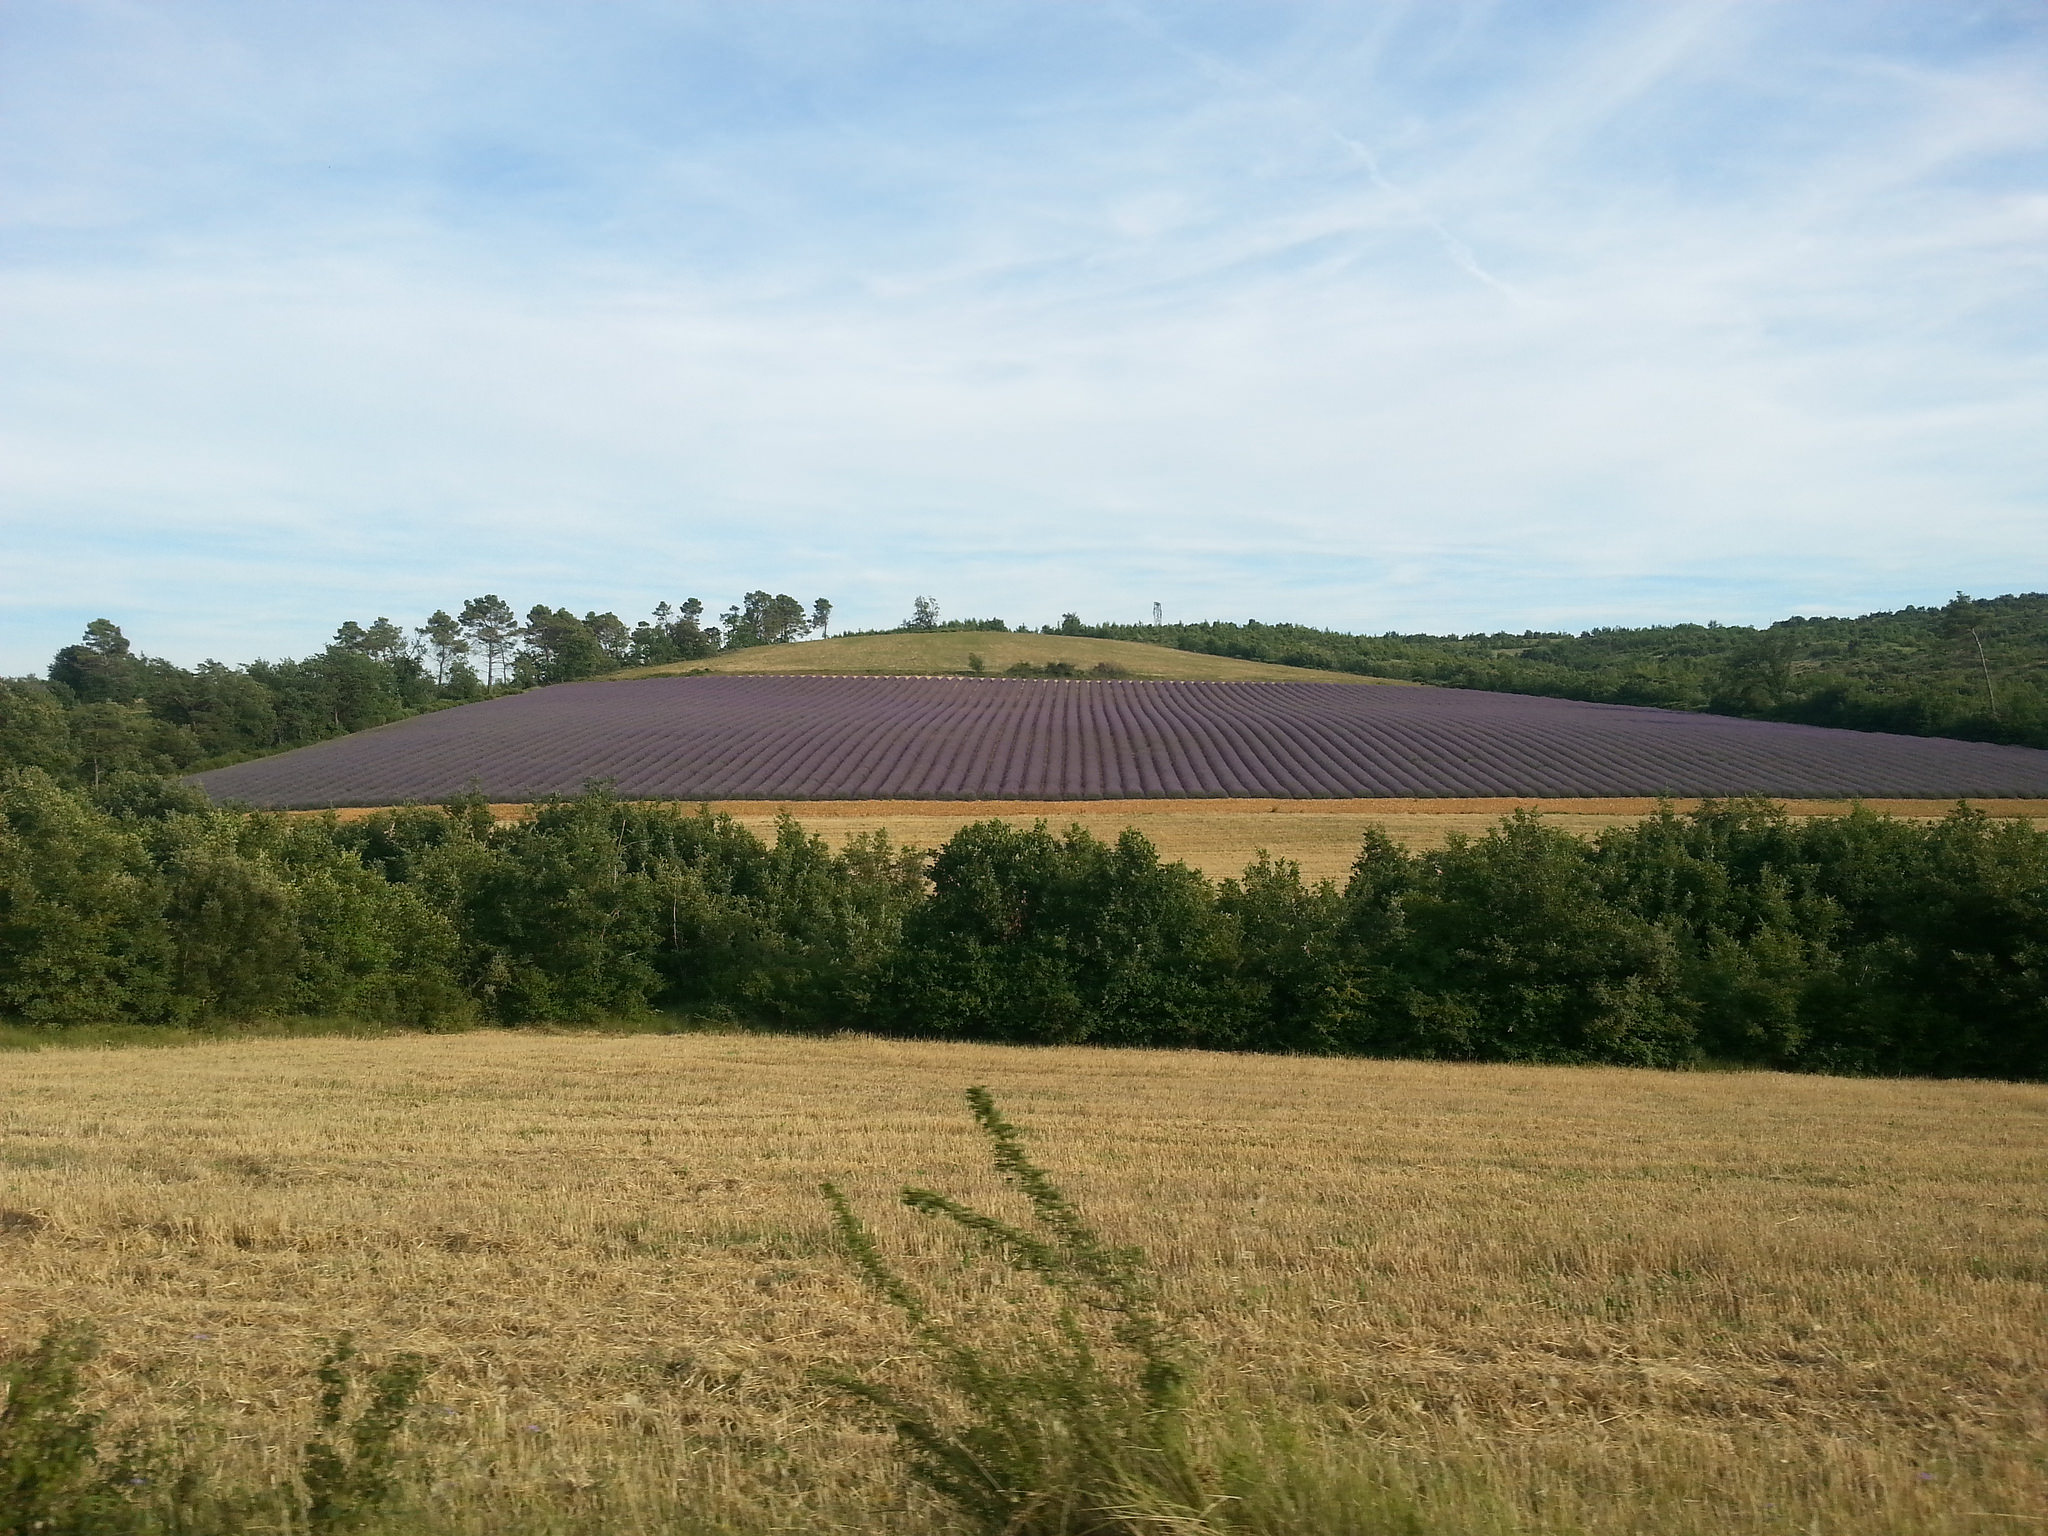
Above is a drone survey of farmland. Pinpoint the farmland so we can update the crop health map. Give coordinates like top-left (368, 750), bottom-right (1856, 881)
top-left (1084, 592), bottom-right (2048, 752)
top-left (22, 595), bottom-right (2048, 800)
top-left (1, 1030), bottom-right (2042, 1534)
top-left (693, 795), bottom-right (2048, 881)
top-left (189, 674), bottom-right (2048, 809)
top-left (302, 795), bottom-right (2048, 886)
top-left (621, 628), bottom-right (1394, 682)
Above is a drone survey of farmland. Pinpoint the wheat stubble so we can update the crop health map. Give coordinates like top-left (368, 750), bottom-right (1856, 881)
top-left (1, 1032), bottom-right (2042, 1533)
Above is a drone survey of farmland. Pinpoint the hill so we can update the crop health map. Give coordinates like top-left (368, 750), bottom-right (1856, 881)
top-left (620, 629), bottom-right (1398, 683)
top-left (1081, 591), bottom-right (2048, 749)
top-left (15, 591), bottom-right (2044, 793)
top-left (190, 673), bottom-right (2048, 808)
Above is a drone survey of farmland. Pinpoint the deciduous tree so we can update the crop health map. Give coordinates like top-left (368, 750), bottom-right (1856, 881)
top-left (518, 607), bottom-right (610, 684)
top-left (0, 681), bottom-right (74, 775)
top-left (1714, 626), bottom-right (1801, 711)
top-left (724, 592), bottom-right (811, 647)
top-left (68, 702), bottom-right (161, 785)
top-left (581, 611), bottom-right (632, 665)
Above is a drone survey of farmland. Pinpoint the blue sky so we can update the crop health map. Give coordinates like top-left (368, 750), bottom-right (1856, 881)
top-left (3, 0), bottom-right (2044, 671)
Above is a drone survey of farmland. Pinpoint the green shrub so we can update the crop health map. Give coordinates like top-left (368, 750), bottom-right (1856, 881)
top-left (885, 822), bottom-right (1229, 1046)
top-left (820, 1087), bottom-right (1205, 1535)
top-left (301, 1334), bottom-right (431, 1534)
top-left (1212, 854), bottom-right (1361, 1052)
top-left (0, 770), bottom-right (172, 1024)
top-left (820, 1088), bottom-right (1432, 1536)
top-left (1369, 812), bottom-right (1697, 1066)
top-left (0, 1321), bottom-right (117, 1536)
top-left (5, 769), bottom-right (2048, 1079)
top-left (0, 1323), bottom-right (427, 1536)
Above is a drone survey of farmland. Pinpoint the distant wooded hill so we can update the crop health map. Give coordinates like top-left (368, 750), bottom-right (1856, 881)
top-left (1081, 592), bottom-right (2048, 752)
top-left (3, 591), bottom-right (2043, 788)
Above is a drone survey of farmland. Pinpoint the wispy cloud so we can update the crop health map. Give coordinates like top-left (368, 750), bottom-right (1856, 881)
top-left (2, 0), bottom-right (2043, 669)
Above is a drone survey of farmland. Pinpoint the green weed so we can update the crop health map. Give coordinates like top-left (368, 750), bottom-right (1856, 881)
top-left (0, 1325), bottom-right (427, 1536)
top-left (820, 1086), bottom-right (1418, 1535)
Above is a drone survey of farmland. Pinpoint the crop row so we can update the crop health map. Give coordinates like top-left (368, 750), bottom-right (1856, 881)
top-left (191, 676), bottom-right (2048, 807)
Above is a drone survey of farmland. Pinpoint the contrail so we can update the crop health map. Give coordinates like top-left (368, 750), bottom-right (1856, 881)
top-left (1110, 0), bottom-right (1521, 302)
top-left (1333, 133), bottom-right (1522, 302)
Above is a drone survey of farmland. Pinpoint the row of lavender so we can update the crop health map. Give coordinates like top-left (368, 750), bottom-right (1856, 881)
top-left (193, 676), bottom-right (2048, 807)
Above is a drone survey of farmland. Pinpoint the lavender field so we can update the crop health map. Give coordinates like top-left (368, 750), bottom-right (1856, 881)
top-left (183, 676), bottom-right (2048, 806)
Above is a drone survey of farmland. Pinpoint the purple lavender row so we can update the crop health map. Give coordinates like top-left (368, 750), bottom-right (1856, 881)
top-left (190, 676), bottom-right (2048, 808)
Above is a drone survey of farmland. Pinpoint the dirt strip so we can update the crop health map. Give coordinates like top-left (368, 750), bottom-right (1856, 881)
top-left (312, 795), bottom-right (2045, 822)
top-left (302, 796), bottom-right (2045, 882)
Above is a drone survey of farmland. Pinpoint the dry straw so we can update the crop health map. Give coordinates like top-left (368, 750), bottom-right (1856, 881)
top-left (0, 1030), bottom-right (2042, 1533)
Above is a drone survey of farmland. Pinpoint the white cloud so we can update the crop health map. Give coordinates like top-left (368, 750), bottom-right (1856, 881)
top-left (1, 0), bottom-right (2044, 669)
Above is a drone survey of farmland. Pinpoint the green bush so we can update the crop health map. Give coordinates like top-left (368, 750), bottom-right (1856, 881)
top-left (1364, 812), bottom-right (1696, 1066)
top-left (821, 1088), bottom-right (1429, 1535)
top-left (821, 1087), bottom-right (1206, 1535)
top-left (0, 1321), bottom-right (116, 1536)
top-left (0, 770), bottom-right (172, 1023)
top-left (302, 1335), bottom-right (431, 1534)
top-left (0, 1324), bottom-right (426, 1536)
top-left (2, 770), bottom-right (2046, 1079)
top-left (886, 822), bottom-right (1230, 1046)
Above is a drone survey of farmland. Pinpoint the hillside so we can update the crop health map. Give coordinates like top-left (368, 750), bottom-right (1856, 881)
top-left (190, 674), bottom-right (2048, 808)
top-left (619, 629), bottom-right (1398, 683)
top-left (14, 592), bottom-right (2043, 794)
top-left (1082, 591), bottom-right (2048, 749)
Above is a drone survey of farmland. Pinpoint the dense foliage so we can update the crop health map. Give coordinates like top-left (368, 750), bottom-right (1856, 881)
top-left (1079, 592), bottom-right (2048, 749)
top-left (11, 590), bottom-right (2045, 787)
top-left (2, 589), bottom-right (828, 784)
top-left (4, 770), bottom-right (2041, 1079)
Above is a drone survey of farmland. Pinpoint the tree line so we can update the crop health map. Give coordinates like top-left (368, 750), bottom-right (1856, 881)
top-left (9, 588), bottom-right (2046, 789)
top-left (3, 768), bottom-right (2040, 1080)
top-left (1080, 591), bottom-right (2048, 750)
top-left (0, 590), bottom-right (832, 785)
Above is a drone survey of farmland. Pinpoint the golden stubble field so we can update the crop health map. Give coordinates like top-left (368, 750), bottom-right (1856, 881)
top-left (698, 799), bottom-right (2048, 881)
top-left (323, 798), bottom-right (2048, 884)
top-left (619, 629), bottom-right (1401, 684)
top-left (1, 1032), bottom-right (2043, 1534)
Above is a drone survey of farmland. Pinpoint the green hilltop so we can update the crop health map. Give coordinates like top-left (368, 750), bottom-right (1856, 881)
top-left (7, 590), bottom-right (2045, 789)
top-left (621, 629), bottom-right (1400, 684)
top-left (1080, 592), bottom-right (2048, 751)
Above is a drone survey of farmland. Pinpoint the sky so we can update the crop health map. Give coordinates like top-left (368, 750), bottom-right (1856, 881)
top-left (2, 0), bottom-right (2044, 672)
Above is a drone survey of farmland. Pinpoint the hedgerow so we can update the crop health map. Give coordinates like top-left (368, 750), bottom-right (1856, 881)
top-left (2, 770), bottom-right (2043, 1079)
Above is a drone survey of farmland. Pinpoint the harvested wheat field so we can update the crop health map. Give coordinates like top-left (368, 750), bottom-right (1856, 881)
top-left (693, 796), bottom-right (2048, 881)
top-left (310, 797), bottom-right (2048, 884)
top-left (720, 802), bottom-right (1640, 879)
top-left (2, 1031), bottom-right (2043, 1534)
